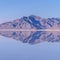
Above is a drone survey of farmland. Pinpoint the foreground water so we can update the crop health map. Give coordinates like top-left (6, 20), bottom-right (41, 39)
top-left (0, 36), bottom-right (60, 60)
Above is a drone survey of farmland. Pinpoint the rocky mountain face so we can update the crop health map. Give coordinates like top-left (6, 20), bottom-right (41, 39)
top-left (0, 15), bottom-right (60, 44)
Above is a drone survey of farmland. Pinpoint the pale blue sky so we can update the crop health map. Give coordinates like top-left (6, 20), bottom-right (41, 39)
top-left (0, 0), bottom-right (60, 23)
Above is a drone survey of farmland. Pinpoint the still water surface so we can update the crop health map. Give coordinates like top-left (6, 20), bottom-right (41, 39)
top-left (0, 36), bottom-right (60, 60)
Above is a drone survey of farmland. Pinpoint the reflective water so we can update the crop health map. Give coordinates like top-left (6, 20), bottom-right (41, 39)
top-left (0, 15), bottom-right (60, 60)
top-left (0, 36), bottom-right (60, 60)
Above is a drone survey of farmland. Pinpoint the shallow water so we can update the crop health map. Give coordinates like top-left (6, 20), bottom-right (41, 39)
top-left (0, 36), bottom-right (60, 60)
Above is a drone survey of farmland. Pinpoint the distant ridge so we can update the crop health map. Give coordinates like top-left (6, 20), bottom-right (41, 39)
top-left (0, 15), bottom-right (60, 44)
